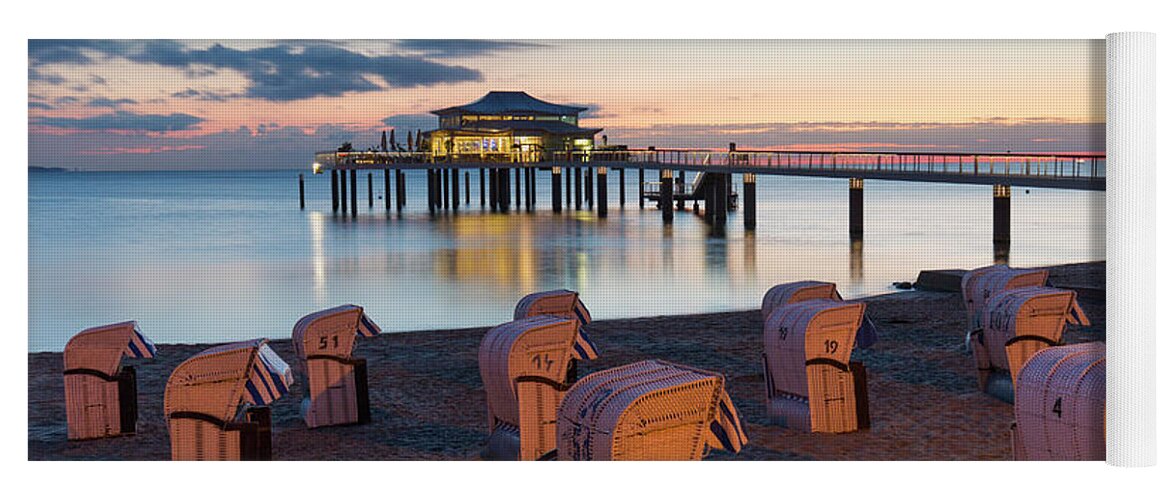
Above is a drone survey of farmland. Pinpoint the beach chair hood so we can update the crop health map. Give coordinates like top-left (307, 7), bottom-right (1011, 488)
top-left (761, 281), bottom-right (879, 349)
top-left (962, 265), bottom-right (1049, 325)
top-left (164, 339), bottom-right (294, 426)
top-left (980, 286), bottom-right (1088, 380)
top-left (764, 299), bottom-right (865, 398)
top-left (64, 321), bottom-right (156, 377)
top-left (513, 290), bottom-right (598, 360)
top-left (557, 359), bottom-right (747, 460)
top-left (292, 304), bottom-right (381, 363)
top-left (1013, 342), bottom-right (1105, 460)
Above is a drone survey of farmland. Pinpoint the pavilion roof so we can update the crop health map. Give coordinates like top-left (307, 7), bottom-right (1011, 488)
top-left (431, 91), bottom-right (588, 117)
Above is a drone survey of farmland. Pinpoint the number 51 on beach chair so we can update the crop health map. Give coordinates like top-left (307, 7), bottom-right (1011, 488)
top-left (63, 321), bottom-right (156, 440)
top-left (292, 305), bottom-right (382, 428)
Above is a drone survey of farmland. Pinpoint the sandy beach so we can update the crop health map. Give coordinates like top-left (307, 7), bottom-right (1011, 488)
top-left (28, 261), bottom-right (1105, 461)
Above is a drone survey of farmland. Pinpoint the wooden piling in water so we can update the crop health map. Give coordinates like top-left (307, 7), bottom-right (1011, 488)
top-left (713, 173), bottom-right (727, 230)
top-left (395, 170), bottom-right (404, 213)
top-left (427, 170), bottom-right (436, 214)
top-left (574, 167), bottom-right (583, 210)
top-left (383, 169), bottom-right (391, 211)
top-left (552, 167), bottom-right (562, 213)
top-left (487, 169), bottom-right (497, 212)
top-left (339, 169), bottom-right (347, 213)
top-left (743, 173), bottom-right (757, 231)
top-left (442, 169), bottom-right (450, 210)
top-left (619, 168), bottom-right (626, 207)
top-left (676, 170), bottom-right (686, 210)
top-left (597, 167), bottom-right (608, 218)
top-left (660, 169), bottom-right (674, 224)
top-left (397, 169), bottom-right (405, 205)
top-left (849, 178), bottom-right (864, 240)
top-left (465, 171), bottom-right (470, 205)
top-left (993, 184), bottom-right (1011, 245)
top-left (350, 170), bottom-right (357, 216)
top-left (452, 168), bottom-right (460, 210)
top-left (367, 173), bottom-right (373, 208)
top-left (299, 173), bottom-right (305, 210)
top-left (330, 169), bottom-right (339, 213)
top-left (586, 167), bottom-right (593, 209)
top-left (479, 168), bottom-right (486, 207)
top-left (515, 168), bottom-right (522, 209)
top-left (638, 169), bottom-right (645, 209)
top-left (499, 168), bottom-right (510, 212)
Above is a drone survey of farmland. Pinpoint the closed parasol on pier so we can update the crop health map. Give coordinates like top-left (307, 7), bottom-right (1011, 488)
top-left (63, 321), bottom-right (156, 440)
top-left (761, 281), bottom-right (879, 349)
top-left (164, 339), bottom-right (294, 460)
top-left (479, 315), bottom-right (593, 460)
top-left (291, 304), bottom-right (381, 428)
top-left (1011, 342), bottom-right (1105, 460)
top-left (972, 286), bottom-right (1089, 403)
top-left (763, 299), bottom-right (871, 433)
top-left (556, 359), bottom-right (747, 461)
top-left (961, 265), bottom-right (1049, 349)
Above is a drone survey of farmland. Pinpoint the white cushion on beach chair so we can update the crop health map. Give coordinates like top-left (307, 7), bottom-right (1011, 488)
top-left (1012, 342), bottom-right (1105, 460)
top-left (479, 315), bottom-right (586, 460)
top-left (763, 299), bottom-right (870, 433)
top-left (63, 321), bottom-right (155, 440)
top-left (972, 286), bottom-right (1089, 397)
top-left (291, 305), bottom-right (380, 428)
top-left (164, 339), bottom-right (294, 460)
top-left (556, 359), bottom-right (747, 461)
top-left (962, 265), bottom-right (1049, 341)
top-left (762, 281), bottom-right (879, 349)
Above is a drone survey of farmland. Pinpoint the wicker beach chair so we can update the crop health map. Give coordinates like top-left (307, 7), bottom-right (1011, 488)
top-left (513, 289), bottom-right (598, 357)
top-left (761, 281), bottom-right (879, 349)
top-left (556, 359), bottom-right (747, 461)
top-left (291, 305), bottom-right (381, 428)
top-left (1011, 342), bottom-right (1105, 460)
top-left (63, 321), bottom-right (156, 440)
top-left (479, 315), bottom-right (597, 460)
top-left (164, 339), bottom-right (294, 460)
top-left (972, 286), bottom-right (1089, 403)
top-left (961, 265), bottom-right (1049, 350)
top-left (763, 299), bottom-right (870, 433)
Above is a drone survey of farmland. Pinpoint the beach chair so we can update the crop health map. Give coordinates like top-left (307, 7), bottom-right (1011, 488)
top-left (961, 265), bottom-right (1049, 350)
top-left (479, 315), bottom-right (597, 460)
top-left (763, 299), bottom-right (871, 433)
top-left (1011, 342), bottom-right (1105, 461)
top-left (63, 321), bottom-right (156, 440)
top-left (164, 339), bottom-right (294, 461)
top-left (972, 286), bottom-right (1089, 403)
top-left (761, 281), bottom-right (879, 349)
top-left (513, 289), bottom-right (598, 392)
top-left (556, 359), bottom-right (747, 460)
top-left (291, 305), bottom-right (381, 428)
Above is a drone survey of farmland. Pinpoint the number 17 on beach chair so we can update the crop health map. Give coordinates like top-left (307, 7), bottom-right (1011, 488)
top-left (479, 315), bottom-right (597, 460)
top-left (291, 305), bottom-right (381, 428)
top-left (164, 339), bottom-right (294, 460)
top-left (63, 321), bottom-right (156, 440)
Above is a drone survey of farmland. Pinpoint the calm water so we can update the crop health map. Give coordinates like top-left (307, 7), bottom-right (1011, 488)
top-left (28, 168), bottom-right (1104, 352)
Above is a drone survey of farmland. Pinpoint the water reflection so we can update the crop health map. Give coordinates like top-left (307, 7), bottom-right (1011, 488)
top-left (850, 239), bottom-right (864, 281)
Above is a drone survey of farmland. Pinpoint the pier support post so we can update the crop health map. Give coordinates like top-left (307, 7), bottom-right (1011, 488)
top-left (743, 173), bottom-right (756, 231)
top-left (639, 169), bottom-right (645, 209)
top-left (499, 168), bottom-right (510, 212)
top-left (677, 170), bottom-right (686, 210)
top-left (452, 168), bottom-right (460, 210)
top-left (395, 170), bottom-right (404, 213)
top-left (339, 169), bottom-right (348, 213)
top-left (993, 184), bottom-right (1011, 247)
top-left (597, 167), bottom-right (608, 218)
top-left (552, 167), bottom-right (563, 213)
top-left (442, 169), bottom-right (450, 210)
top-left (849, 178), bottom-right (864, 240)
top-left (515, 168), bottom-right (522, 209)
top-left (488, 169), bottom-right (497, 212)
top-left (465, 171), bottom-right (470, 206)
top-left (383, 169), bottom-right (391, 211)
top-left (660, 169), bottom-right (674, 224)
top-left (619, 168), bottom-right (626, 207)
top-left (586, 167), bottom-right (594, 209)
top-left (350, 170), bottom-right (357, 216)
top-left (527, 168), bottom-right (535, 211)
top-left (367, 173), bottom-right (373, 208)
top-left (574, 167), bottom-right (583, 210)
top-left (299, 173), bottom-right (305, 210)
top-left (330, 169), bottom-right (339, 213)
top-left (713, 173), bottom-right (727, 231)
top-left (479, 168), bottom-right (486, 207)
top-left (427, 170), bottom-right (436, 214)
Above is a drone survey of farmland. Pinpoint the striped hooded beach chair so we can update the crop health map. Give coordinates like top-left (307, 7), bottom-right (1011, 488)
top-left (961, 265), bottom-right (1049, 350)
top-left (164, 339), bottom-right (294, 460)
top-left (513, 289), bottom-right (597, 359)
top-left (763, 299), bottom-right (871, 433)
top-left (1011, 342), bottom-right (1105, 461)
top-left (63, 321), bottom-right (156, 440)
top-left (761, 281), bottom-right (879, 349)
top-left (972, 286), bottom-right (1089, 403)
top-left (479, 315), bottom-right (596, 460)
top-left (291, 305), bottom-right (381, 428)
top-left (556, 359), bottom-right (747, 461)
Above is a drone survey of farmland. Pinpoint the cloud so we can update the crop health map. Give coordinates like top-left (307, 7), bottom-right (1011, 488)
top-left (381, 113), bottom-right (437, 132)
top-left (33, 111), bottom-right (205, 132)
top-left (87, 97), bottom-right (138, 108)
top-left (170, 88), bottom-right (241, 102)
top-left (397, 40), bottom-right (544, 58)
top-left (28, 68), bottom-right (65, 84)
top-left (29, 102), bottom-right (55, 110)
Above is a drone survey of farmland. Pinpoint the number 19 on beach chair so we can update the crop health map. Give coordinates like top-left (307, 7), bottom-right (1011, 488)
top-left (164, 339), bottom-right (294, 460)
top-left (1011, 342), bottom-right (1105, 460)
top-left (63, 321), bottom-right (156, 440)
top-left (971, 286), bottom-right (1089, 403)
top-left (763, 299), bottom-right (871, 433)
top-left (291, 305), bottom-right (381, 428)
top-left (761, 281), bottom-right (879, 349)
top-left (961, 265), bottom-right (1049, 350)
top-left (479, 315), bottom-right (597, 460)
top-left (556, 359), bottom-right (748, 460)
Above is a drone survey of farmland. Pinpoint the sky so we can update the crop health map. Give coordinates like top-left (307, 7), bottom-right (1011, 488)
top-left (28, 39), bottom-right (1105, 170)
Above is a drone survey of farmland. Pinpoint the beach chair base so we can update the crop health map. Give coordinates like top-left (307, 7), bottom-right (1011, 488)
top-left (768, 363), bottom-right (870, 433)
top-left (64, 366), bottom-right (138, 440)
top-left (168, 406), bottom-right (272, 461)
top-left (301, 358), bottom-right (371, 428)
top-left (981, 369), bottom-right (1014, 404)
top-left (482, 425), bottom-right (521, 461)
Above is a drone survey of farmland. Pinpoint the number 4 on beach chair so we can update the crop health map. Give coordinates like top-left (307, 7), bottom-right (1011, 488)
top-left (63, 321), bottom-right (156, 440)
top-left (291, 305), bottom-right (382, 428)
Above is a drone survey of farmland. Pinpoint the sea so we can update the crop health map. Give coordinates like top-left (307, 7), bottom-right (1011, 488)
top-left (28, 168), bottom-right (1104, 352)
